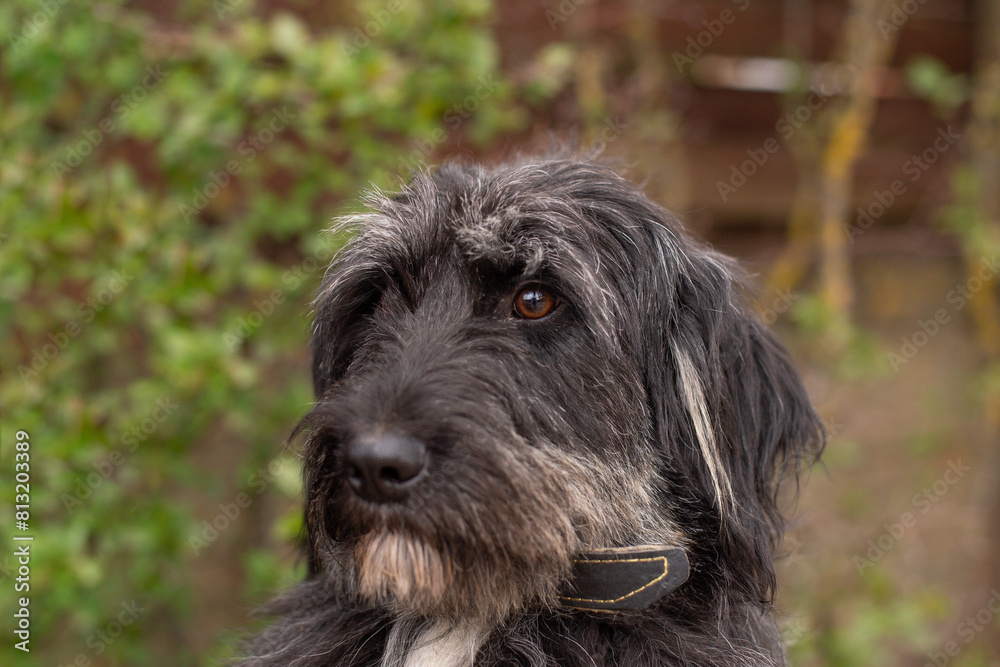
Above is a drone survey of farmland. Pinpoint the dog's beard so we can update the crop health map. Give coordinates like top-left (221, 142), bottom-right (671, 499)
top-left (350, 524), bottom-right (569, 622)
top-left (351, 531), bottom-right (526, 622)
top-left (355, 530), bottom-right (453, 611)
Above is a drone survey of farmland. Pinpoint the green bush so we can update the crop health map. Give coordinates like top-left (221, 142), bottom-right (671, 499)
top-left (0, 1), bottom-right (553, 663)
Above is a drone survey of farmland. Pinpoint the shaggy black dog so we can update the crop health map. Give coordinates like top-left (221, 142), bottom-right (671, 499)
top-left (239, 158), bottom-right (824, 666)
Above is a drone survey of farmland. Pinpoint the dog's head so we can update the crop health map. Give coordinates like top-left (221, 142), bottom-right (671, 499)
top-left (300, 158), bottom-right (824, 623)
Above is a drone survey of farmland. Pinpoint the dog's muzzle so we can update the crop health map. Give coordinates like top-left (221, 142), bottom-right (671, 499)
top-left (340, 432), bottom-right (690, 613)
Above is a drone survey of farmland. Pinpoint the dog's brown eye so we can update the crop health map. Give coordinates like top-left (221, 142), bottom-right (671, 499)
top-left (513, 286), bottom-right (557, 319)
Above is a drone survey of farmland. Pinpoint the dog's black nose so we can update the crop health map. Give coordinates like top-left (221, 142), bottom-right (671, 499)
top-left (344, 433), bottom-right (427, 502)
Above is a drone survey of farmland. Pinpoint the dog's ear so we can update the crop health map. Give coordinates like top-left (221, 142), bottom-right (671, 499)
top-left (640, 223), bottom-right (825, 604)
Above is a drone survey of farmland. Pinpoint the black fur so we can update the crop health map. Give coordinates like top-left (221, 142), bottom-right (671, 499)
top-left (238, 158), bottom-right (824, 666)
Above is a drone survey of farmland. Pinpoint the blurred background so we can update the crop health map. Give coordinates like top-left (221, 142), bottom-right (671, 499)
top-left (2, 0), bottom-right (998, 664)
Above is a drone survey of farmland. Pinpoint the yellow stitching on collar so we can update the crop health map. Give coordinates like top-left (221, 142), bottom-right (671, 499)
top-left (557, 556), bottom-right (669, 605)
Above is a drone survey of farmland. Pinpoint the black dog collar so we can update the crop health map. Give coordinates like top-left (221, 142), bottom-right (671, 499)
top-left (557, 545), bottom-right (689, 612)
